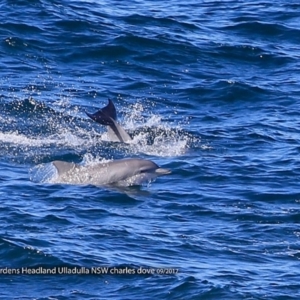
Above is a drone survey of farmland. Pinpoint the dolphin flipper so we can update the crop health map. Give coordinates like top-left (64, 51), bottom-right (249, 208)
top-left (86, 99), bottom-right (132, 143)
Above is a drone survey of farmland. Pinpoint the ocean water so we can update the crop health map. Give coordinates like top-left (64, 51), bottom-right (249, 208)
top-left (0, 0), bottom-right (300, 299)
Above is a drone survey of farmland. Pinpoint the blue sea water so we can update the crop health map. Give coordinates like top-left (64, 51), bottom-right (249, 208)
top-left (0, 0), bottom-right (300, 299)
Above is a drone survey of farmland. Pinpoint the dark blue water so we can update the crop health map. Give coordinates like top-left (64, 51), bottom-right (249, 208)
top-left (1, 0), bottom-right (300, 299)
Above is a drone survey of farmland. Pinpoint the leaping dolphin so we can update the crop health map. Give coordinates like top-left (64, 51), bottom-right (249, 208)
top-left (50, 158), bottom-right (171, 186)
top-left (86, 99), bottom-right (132, 143)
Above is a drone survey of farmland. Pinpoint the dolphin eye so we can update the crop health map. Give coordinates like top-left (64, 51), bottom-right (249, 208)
top-left (139, 168), bottom-right (155, 174)
top-left (139, 168), bottom-right (151, 174)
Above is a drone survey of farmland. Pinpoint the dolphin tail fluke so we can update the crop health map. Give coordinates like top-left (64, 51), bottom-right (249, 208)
top-left (86, 99), bottom-right (132, 143)
top-left (86, 99), bottom-right (117, 126)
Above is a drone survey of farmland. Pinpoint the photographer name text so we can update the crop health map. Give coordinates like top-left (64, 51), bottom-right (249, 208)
top-left (0, 267), bottom-right (179, 275)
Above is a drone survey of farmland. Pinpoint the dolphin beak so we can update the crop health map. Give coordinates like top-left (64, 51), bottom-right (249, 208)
top-left (155, 168), bottom-right (171, 175)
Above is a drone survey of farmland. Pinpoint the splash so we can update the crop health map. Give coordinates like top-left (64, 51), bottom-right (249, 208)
top-left (29, 162), bottom-right (58, 183)
top-left (117, 101), bottom-right (196, 156)
top-left (0, 98), bottom-right (200, 163)
top-left (129, 128), bottom-right (190, 157)
top-left (80, 153), bottom-right (112, 166)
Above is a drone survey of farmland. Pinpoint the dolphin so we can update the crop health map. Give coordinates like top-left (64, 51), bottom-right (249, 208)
top-left (86, 99), bottom-right (132, 143)
top-left (50, 158), bottom-right (171, 186)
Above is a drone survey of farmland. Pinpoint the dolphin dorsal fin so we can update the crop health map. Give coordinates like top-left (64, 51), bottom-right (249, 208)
top-left (52, 161), bottom-right (77, 176)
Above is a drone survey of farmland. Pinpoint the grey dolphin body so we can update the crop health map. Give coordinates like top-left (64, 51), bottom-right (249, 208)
top-left (86, 99), bottom-right (132, 143)
top-left (51, 158), bottom-right (171, 186)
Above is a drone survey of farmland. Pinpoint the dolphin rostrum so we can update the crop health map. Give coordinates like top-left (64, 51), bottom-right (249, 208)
top-left (51, 158), bottom-right (171, 186)
top-left (86, 99), bottom-right (132, 143)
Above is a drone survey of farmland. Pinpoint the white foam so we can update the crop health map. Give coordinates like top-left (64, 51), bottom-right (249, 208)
top-left (129, 130), bottom-right (189, 157)
top-left (80, 153), bottom-right (111, 166)
top-left (123, 102), bottom-right (146, 129)
top-left (0, 130), bottom-right (87, 147)
top-left (119, 103), bottom-right (193, 156)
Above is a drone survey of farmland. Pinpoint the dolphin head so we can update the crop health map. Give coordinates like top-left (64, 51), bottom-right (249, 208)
top-left (115, 159), bottom-right (171, 186)
top-left (132, 159), bottom-right (171, 175)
